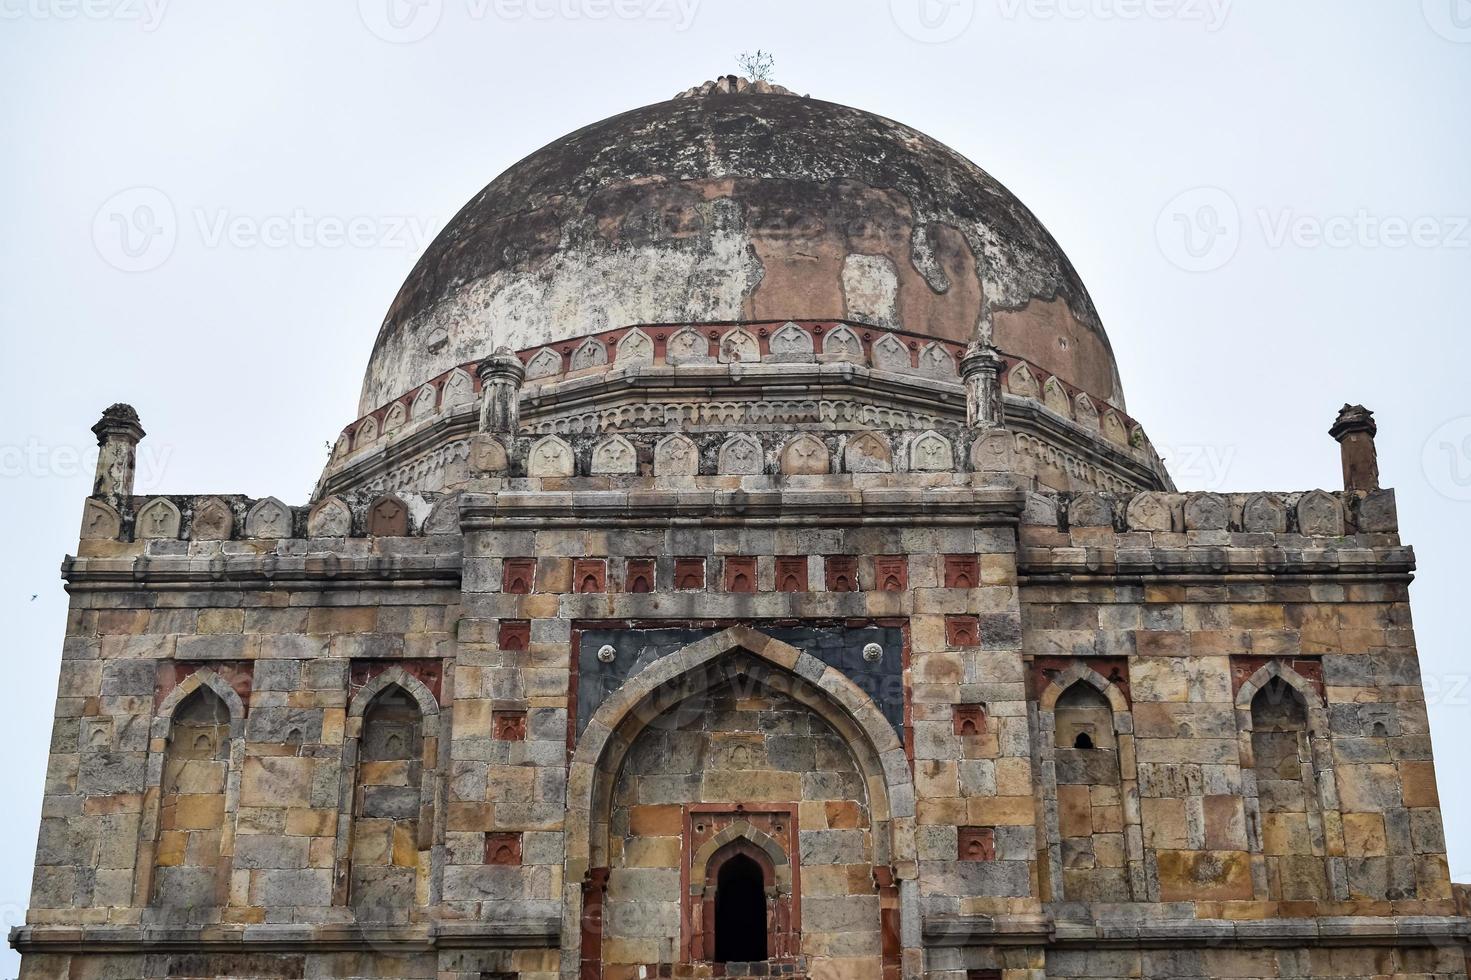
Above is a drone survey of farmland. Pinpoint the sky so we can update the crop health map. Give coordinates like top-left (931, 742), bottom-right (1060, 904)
top-left (1, 0), bottom-right (1469, 970)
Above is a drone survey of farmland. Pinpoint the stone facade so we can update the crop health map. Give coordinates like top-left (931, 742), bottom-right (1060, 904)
top-left (13, 81), bottom-right (1469, 980)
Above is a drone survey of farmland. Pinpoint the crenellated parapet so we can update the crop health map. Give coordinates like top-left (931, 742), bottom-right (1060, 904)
top-left (317, 320), bottom-right (1170, 498)
top-left (78, 490), bottom-right (463, 549)
top-left (1018, 487), bottom-right (1408, 581)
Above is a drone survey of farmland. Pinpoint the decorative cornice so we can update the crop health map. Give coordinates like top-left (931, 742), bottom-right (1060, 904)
top-left (459, 487), bottom-right (1028, 530)
top-left (61, 553), bottom-right (462, 591)
top-left (924, 913), bottom-right (1470, 949)
top-left (8, 919), bottom-right (560, 955)
top-left (1019, 545), bottom-right (1416, 583)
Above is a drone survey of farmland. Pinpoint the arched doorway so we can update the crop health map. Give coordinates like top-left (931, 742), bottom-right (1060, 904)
top-left (566, 627), bottom-right (916, 980)
top-left (710, 846), bottom-right (773, 963)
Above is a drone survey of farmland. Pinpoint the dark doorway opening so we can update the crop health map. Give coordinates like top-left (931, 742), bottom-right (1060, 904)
top-left (714, 853), bottom-right (767, 963)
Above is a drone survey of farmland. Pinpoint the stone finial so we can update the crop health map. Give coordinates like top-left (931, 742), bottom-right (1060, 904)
top-left (1329, 404), bottom-right (1380, 492)
top-left (960, 343), bottom-right (1005, 428)
top-left (90, 403), bottom-right (145, 498)
top-left (477, 348), bottom-right (526, 435)
top-left (673, 74), bottom-right (800, 99)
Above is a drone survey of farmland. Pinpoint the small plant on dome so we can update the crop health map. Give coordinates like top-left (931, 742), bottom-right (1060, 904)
top-left (736, 50), bottom-right (775, 82)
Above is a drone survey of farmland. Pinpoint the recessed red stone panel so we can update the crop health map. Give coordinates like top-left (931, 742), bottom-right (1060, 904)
top-left (348, 658), bottom-right (443, 703)
top-left (1031, 655), bottom-right (1131, 703)
top-left (945, 615), bottom-right (980, 647)
top-left (675, 557), bottom-right (705, 591)
top-left (775, 556), bottom-right (808, 593)
top-left (943, 555), bottom-right (980, 589)
top-left (723, 556), bottom-right (757, 593)
top-left (953, 704), bottom-right (987, 736)
top-left (503, 558), bottom-right (535, 595)
top-left (825, 556), bottom-right (859, 592)
top-left (493, 710), bottom-right (527, 741)
top-left (624, 558), bottom-right (655, 593)
top-left (498, 620), bottom-right (530, 652)
top-left (958, 826), bottom-right (995, 862)
top-left (573, 559), bottom-right (607, 594)
top-left (155, 661), bottom-right (254, 711)
top-left (1230, 655), bottom-right (1325, 699)
top-left (485, 832), bottom-right (522, 865)
top-left (367, 495), bottom-right (410, 536)
top-left (683, 805), bottom-right (800, 966)
top-left (967, 971), bottom-right (1002, 980)
top-left (875, 555), bottom-right (908, 592)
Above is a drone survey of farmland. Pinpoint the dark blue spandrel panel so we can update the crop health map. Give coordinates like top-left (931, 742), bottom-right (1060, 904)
top-left (575, 624), bottom-right (906, 743)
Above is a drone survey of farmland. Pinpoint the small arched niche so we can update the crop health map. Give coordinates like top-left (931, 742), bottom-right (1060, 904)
top-left (152, 686), bottom-right (231, 909)
top-left (1052, 682), bottom-right (1129, 902)
top-left (349, 683), bottom-right (426, 915)
top-left (1249, 677), bottom-right (1329, 900)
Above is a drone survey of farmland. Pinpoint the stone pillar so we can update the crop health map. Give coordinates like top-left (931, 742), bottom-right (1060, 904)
top-left (961, 342), bottom-right (1004, 428)
top-left (1329, 404), bottom-right (1379, 491)
top-left (91, 403), bottom-right (144, 497)
top-left (478, 347), bottom-right (526, 435)
top-left (471, 349), bottom-right (525, 475)
top-left (579, 867), bottom-right (609, 980)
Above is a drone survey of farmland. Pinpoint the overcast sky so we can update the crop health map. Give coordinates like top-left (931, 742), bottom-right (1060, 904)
top-left (2, 1), bottom-right (1469, 967)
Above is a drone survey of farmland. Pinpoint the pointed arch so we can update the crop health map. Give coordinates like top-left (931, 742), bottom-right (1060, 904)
top-left (135, 668), bottom-right (247, 915)
top-left (1234, 660), bottom-right (1326, 719)
top-left (348, 665), bottom-right (439, 730)
top-left (1038, 661), bottom-right (1130, 718)
top-left (1233, 659), bottom-right (1344, 901)
top-left (564, 625), bottom-right (916, 976)
top-left (1034, 663), bottom-right (1144, 902)
top-left (334, 667), bottom-right (442, 912)
top-left (153, 668), bottom-right (247, 740)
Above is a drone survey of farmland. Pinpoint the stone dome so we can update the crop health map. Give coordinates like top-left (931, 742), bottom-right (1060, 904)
top-left (359, 82), bottom-right (1123, 416)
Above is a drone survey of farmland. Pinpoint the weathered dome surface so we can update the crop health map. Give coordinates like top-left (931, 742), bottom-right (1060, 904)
top-left (362, 88), bottom-right (1122, 416)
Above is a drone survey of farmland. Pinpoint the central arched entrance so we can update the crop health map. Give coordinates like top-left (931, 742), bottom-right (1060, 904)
top-left (564, 627), bottom-right (916, 980)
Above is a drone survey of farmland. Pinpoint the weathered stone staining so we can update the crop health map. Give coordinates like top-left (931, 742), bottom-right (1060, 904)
top-left (615, 328), bottom-right (653, 366)
top-left (190, 496), bottom-right (234, 541)
top-left (779, 433), bottom-right (829, 475)
top-left (844, 430), bottom-right (893, 473)
top-left (245, 497), bottom-right (292, 538)
top-left (308, 496), bottom-right (352, 537)
top-left (20, 77), bottom-right (1469, 980)
top-left (767, 321), bottom-right (815, 361)
top-left (526, 347), bottom-right (562, 380)
top-left (718, 327), bottom-right (760, 364)
top-left (909, 430), bottom-right (955, 471)
top-left (719, 433), bottom-right (763, 475)
top-left (527, 435), bottom-right (575, 477)
top-left (79, 497), bottom-right (121, 539)
top-left (589, 435), bottom-right (637, 475)
top-left (654, 433), bottom-right (699, 477)
top-left (135, 496), bottom-right (180, 539)
top-left (665, 327), bottom-right (711, 364)
top-left (571, 337), bottom-right (607, 371)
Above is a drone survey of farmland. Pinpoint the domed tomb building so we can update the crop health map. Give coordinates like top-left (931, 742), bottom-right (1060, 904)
top-left (15, 77), bottom-right (1469, 980)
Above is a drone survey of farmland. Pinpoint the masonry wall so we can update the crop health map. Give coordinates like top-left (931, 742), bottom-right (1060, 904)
top-left (15, 477), bottom-right (1471, 980)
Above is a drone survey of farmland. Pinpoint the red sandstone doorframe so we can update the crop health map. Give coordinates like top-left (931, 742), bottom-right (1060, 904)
top-left (681, 804), bottom-right (801, 965)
